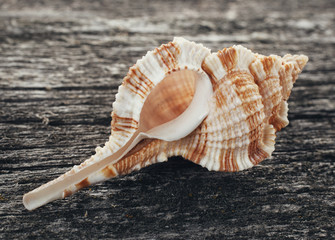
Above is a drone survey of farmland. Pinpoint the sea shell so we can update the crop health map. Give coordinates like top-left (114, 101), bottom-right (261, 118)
top-left (23, 37), bottom-right (308, 210)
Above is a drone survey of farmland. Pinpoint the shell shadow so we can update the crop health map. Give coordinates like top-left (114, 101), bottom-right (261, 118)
top-left (106, 156), bottom-right (267, 217)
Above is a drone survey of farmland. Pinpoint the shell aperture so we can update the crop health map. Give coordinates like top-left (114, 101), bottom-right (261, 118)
top-left (23, 37), bottom-right (308, 210)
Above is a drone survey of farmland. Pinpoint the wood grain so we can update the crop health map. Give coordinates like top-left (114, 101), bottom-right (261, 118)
top-left (0, 0), bottom-right (334, 239)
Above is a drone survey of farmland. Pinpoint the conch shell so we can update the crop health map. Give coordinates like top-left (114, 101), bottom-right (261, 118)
top-left (23, 37), bottom-right (308, 210)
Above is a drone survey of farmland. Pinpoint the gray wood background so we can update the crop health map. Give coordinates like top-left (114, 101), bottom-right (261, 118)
top-left (0, 0), bottom-right (334, 239)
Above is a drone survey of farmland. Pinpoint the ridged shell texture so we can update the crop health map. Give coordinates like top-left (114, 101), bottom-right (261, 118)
top-left (99, 38), bottom-right (308, 175)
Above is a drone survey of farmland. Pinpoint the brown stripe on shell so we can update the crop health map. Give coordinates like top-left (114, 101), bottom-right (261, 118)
top-left (217, 47), bottom-right (237, 72)
top-left (122, 67), bottom-right (155, 99)
top-left (231, 149), bottom-right (239, 171)
top-left (201, 60), bottom-right (218, 86)
top-left (224, 149), bottom-right (231, 171)
top-left (260, 56), bottom-right (276, 76)
top-left (186, 125), bottom-right (208, 164)
top-left (75, 177), bottom-right (90, 189)
top-left (111, 114), bottom-right (139, 133)
top-left (63, 189), bottom-right (73, 198)
top-left (268, 101), bottom-right (289, 131)
top-left (136, 67), bottom-right (155, 92)
top-left (184, 133), bottom-right (202, 164)
top-left (102, 165), bottom-right (118, 178)
top-left (154, 42), bottom-right (180, 71)
top-left (247, 138), bottom-right (269, 165)
top-left (195, 133), bottom-right (208, 164)
top-left (225, 149), bottom-right (236, 171)
top-left (218, 148), bottom-right (225, 171)
top-left (111, 114), bottom-right (138, 125)
top-left (123, 76), bottom-right (146, 99)
top-left (111, 127), bottom-right (134, 135)
top-left (247, 125), bottom-right (260, 143)
top-left (246, 110), bottom-right (264, 133)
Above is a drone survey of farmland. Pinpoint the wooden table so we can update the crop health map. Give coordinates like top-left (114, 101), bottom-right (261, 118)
top-left (1, 0), bottom-right (334, 239)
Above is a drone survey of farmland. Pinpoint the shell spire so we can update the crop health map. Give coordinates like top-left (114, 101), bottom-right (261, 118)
top-left (23, 38), bottom-right (308, 210)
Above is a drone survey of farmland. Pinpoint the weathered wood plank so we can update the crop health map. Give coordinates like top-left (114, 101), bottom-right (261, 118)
top-left (0, 0), bottom-right (334, 239)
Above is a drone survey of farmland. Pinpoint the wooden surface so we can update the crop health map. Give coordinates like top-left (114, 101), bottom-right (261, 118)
top-left (0, 0), bottom-right (334, 239)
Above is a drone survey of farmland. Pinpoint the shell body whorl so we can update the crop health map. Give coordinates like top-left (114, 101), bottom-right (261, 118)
top-left (105, 43), bottom-right (308, 173)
